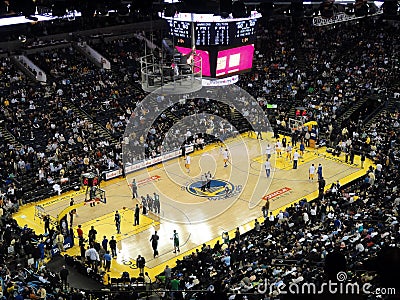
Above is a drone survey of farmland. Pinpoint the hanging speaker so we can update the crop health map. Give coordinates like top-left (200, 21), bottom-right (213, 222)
top-left (220, 0), bottom-right (232, 17)
top-left (232, 0), bottom-right (249, 18)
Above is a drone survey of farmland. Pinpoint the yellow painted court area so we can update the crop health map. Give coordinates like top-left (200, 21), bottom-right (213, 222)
top-left (13, 133), bottom-right (374, 281)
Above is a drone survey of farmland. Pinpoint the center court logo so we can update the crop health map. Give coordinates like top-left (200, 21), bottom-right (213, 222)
top-left (122, 84), bottom-right (273, 223)
top-left (187, 179), bottom-right (235, 199)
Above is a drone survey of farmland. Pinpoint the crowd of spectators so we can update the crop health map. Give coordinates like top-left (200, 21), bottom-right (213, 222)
top-left (0, 54), bottom-right (124, 204)
top-left (238, 18), bottom-right (399, 146)
top-left (0, 199), bottom-right (73, 300)
top-left (150, 18), bottom-right (400, 300)
top-left (156, 107), bottom-right (399, 300)
top-left (0, 13), bottom-right (399, 300)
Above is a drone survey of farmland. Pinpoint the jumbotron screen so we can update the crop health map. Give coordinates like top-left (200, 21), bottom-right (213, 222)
top-left (216, 45), bottom-right (254, 77)
top-left (163, 11), bottom-right (260, 79)
top-left (175, 46), bottom-right (211, 76)
top-left (176, 45), bottom-right (254, 78)
top-left (163, 11), bottom-right (261, 47)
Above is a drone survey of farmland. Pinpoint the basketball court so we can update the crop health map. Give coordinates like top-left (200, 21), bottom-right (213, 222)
top-left (13, 132), bottom-right (372, 279)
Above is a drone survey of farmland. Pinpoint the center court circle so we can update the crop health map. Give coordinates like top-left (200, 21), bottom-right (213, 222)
top-left (122, 84), bottom-right (273, 223)
top-left (187, 179), bottom-right (235, 198)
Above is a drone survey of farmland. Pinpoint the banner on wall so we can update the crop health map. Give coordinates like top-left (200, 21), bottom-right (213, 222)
top-left (51, 236), bottom-right (73, 256)
top-left (104, 145), bottom-right (194, 180)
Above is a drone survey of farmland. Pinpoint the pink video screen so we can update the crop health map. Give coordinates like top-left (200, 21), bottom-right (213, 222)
top-left (175, 46), bottom-right (211, 76)
top-left (216, 44), bottom-right (254, 77)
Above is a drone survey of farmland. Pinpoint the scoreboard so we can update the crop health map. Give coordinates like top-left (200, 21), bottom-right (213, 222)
top-left (162, 11), bottom-right (261, 79)
top-left (176, 44), bottom-right (255, 78)
top-left (166, 16), bottom-right (259, 47)
top-left (166, 19), bottom-right (192, 44)
top-left (196, 21), bottom-right (250, 46)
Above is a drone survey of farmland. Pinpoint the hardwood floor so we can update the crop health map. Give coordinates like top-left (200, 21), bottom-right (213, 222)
top-left (14, 133), bottom-right (371, 279)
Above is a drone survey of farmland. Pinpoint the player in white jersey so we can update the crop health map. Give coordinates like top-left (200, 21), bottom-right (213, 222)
top-left (309, 163), bottom-right (316, 181)
top-left (185, 155), bottom-right (191, 173)
top-left (265, 144), bottom-right (272, 160)
top-left (275, 140), bottom-right (282, 157)
top-left (223, 149), bottom-right (229, 167)
top-left (286, 143), bottom-right (293, 161)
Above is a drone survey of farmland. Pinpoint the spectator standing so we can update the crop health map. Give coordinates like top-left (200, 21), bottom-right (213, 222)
top-left (262, 199), bottom-right (270, 218)
top-left (234, 227), bottom-right (241, 242)
top-left (141, 196), bottom-right (148, 215)
top-left (131, 179), bottom-right (138, 199)
top-left (254, 219), bottom-right (260, 232)
top-left (109, 236), bottom-right (117, 258)
top-left (101, 236), bottom-right (108, 252)
top-left (164, 265), bottom-right (172, 288)
top-left (146, 194), bottom-right (154, 213)
top-left (317, 164), bottom-right (323, 180)
top-left (85, 246), bottom-right (99, 270)
top-left (171, 230), bottom-right (180, 253)
top-left (88, 226), bottom-right (97, 244)
top-left (134, 204), bottom-right (140, 225)
top-left (56, 232), bottom-right (65, 253)
top-left (305, 131), bottom-right (310, 147)
top-left (144, 272), bottom-right (152, 294)
top-left (206, 171), bottom-right (212, 189)
top-left (153, 193), bottom-right (160, 214)
top-left (37, 286), bottom-right (46, 300)
top-left (103, 251), bottom-right (112, 272)
top-left (268, 211), bottom-right (275, 227)
top-left (368, 170), bottom-right (376, 186)
top-left (282, 136), bottom-right (287, 149)
top-left (76, 225), bottom-right (84, 241)
top-left (265, 159), bottom-right (271, 177)
top-left (299, 142), bottom-right (305, 156)
top-left (318, 177), bottom-right (326, 199)
top-left (136, 255), bottom-right (146, 275)
top-left (59, 265), bottom-right (69, 290)
top-left (68, 210), bottom-right (74, 227)
top-left (43, 215), bottom-right (50, 234)
top-left (114, 211), bottom-right (121, 234)
top-left (201, 174), bottom-right (207, 192)
top-left (361, 152), bottom-right (366, 168)
top-left (150, 231), bottom-right (159, 258)
top-left (222, 231), bottom-right (229, 244)
top-left (293, 150), bottom-right (300, 169)
top-left (79, 238), bottom-right (86, 260)
top-left (292, 130), bottom-right (298, 147)
top-left (349, 148), bottom-right (355, 164)
top-left (170, 277), bottom-right (180, 300)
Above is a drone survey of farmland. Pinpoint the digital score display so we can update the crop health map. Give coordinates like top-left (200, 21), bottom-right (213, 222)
top-left (167, 19), bottom-right (192, 44)
top-left (196, 22), bottom-right (212, 46)
top-left (216, 44), bottom-right (255, 78)
top-left (163, 12), bottom-right (259, 79)
top-left (195, 19), bottom-right (257, 46)
top-left (176, 44), bottom-right (254, 78)
top-left (175, 46), bottom-right (211, 76)
top-left (233, 19), bottom-right (257, 43)
top-left (167, 19), bottom-right (258, 46)
top-left (214, 22), bottom-right (230, 45)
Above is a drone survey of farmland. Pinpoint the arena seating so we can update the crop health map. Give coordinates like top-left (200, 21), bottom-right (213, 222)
top-left (0, 16), bottom-right (399, 300)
